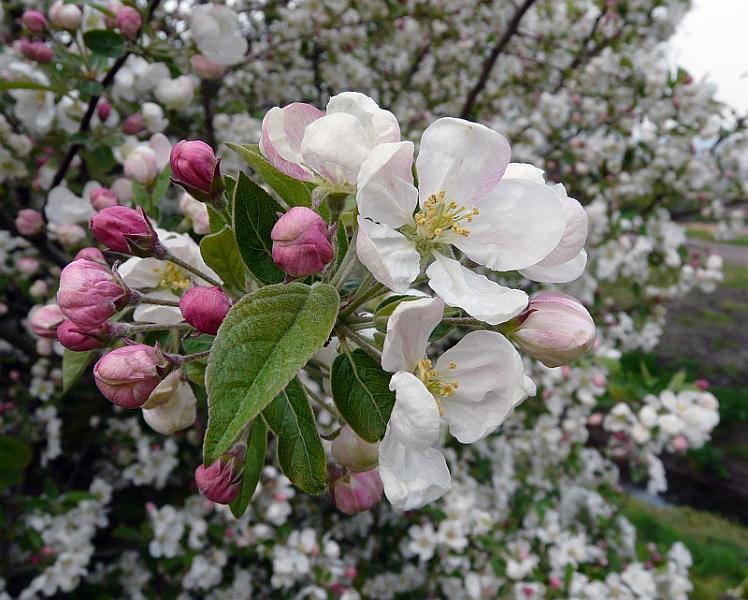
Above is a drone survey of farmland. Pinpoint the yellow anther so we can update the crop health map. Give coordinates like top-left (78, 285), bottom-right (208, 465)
top-left (448, 362), bottom-right (457, 369)
top-left (414, 190), bottom-right (478, 242)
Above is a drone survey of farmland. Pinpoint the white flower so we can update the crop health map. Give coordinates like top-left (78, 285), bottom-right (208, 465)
top-left (354, 118), bottom-right (581, 324)
top-left (378, 296), bottom-right (535, 510)
top-left (155, 76), bottom-right (195, 111)
top-left (190, 4), bottom-right (248, 66)
top-left (118, 228), bottom-right (220, 324)
top-left (142, 102), bottom-right (169, 133)
top-left (6, 63), bottom-right (56, 134)
top-left (260, 92), bottom-right (399, 189)
top-left (45, 182), bottom-right (98, 225)
top-left (142, 371), bottom-right (197, 435)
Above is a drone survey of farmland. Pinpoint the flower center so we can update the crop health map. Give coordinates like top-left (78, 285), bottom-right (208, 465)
top-left (415, 358), bottom-right (459, 412)
top-left (158, 262), bottom-right (191, 295)
top-left (413, 190), bottom-right (479, 243)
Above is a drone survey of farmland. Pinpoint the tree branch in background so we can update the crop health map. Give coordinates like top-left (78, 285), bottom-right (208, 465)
top-left (460, 0), bottom-right (537, 120)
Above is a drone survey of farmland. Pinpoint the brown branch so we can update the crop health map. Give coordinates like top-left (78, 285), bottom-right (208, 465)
top-left (200, 79), bottom-right (219, 150)
top-left (459, 0), bottom-right (537, 120)
top-left (51, 0), bottom-right (163, 188)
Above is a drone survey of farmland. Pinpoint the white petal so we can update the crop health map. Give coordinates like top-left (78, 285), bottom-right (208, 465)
top-left (520, 249), bottom-right (588, 283)
top-left (149, 133), bottom-right (172, 169)
top-left (382, 297), bottom-right (444, 373)
top-left (142, 372), bottom-right (197, 434)
top-left (355, 217), bottom-right (420, 294)
top-left (378, 433), bottom-right (450, 511)
top-left (325, 92), bottom-right (400, 146)
top-left (260, 104), bottom-right (322, 181)
top-left (300, 113), bottom-right (372, 186)
top-left (502, 162), bottom-right (546, 183)
top-left (356, 142), bottom-right (418, 228)
top-left (118, 257), bottom-right (162, 289)
top-left (436, 331), bottom-right (534, 443)
top-left (132, 291), bottom-right (183, 324)
top-left (453, 178), bottom-right (566, 271)
top-left (45, 186), bottom-right (95, 225)
top-left (387, 372), bottom-right (442, 449)
top-left (426, 253), bottom-right (527, 325)
top-left (416, 117), bottom-right (510, 207)
top-left (530, 188), bottom-right (588, 267)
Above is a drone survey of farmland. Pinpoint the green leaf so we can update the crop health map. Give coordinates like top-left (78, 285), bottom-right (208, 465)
top-left (227, 143), bottom-right (313, 207)
top-left (131, 182), bottom-right (150, 210)
top-left (0, 435), bottom-right (33, 491)
top-left (83, 29), bottom-right (125, 58)
top-left (0, 81), bottom-right (61, 93)
top-left (330, 349), bottom-right (395, 442)
top-left (151, 166), bottom-right (172, 204)
top-left (81, 145), bottom-right (115, 179)
top-left (232, 171), bottom-right (284, 284)
top-left (204, 282), bottom-right (339, 463)
top-left (207, 205), bottom-right (226, 233)
top-left (200, 227), bottom-right (246, 292)
top-left (62, 349), bottom-right (96, 395)
top-left (263, 378), bottom-right (326, 494)
top-left (229, 419), bottom-right (267, 518)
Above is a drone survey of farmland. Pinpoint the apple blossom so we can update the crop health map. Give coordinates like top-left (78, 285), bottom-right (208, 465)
top-left (170, 140), bottom-right (222, 201)
top-left (15, 209), bottom-right (44, 236)
top-left (195, 448), bottom-right (244, 504)
top-left (49, 0), bottom-right (81, 30)
top-left (29, 304), bottom-right (65, 338)
top-left (94, 344), bottom-right (168, 408)
top-left (124, 146), bottom-right (159, 184)
top-left (509, 292), bottom-right (596, 367)
top-left (331, 468), bottom-right (384, 515)
top-left (89, 187), bottom-right (119, 211)
top-left (190, 54), bottom-right (226, 79)
top-left (155, 76), bottom-right (195, 111)
top-left (142, 371), bottom-right (197, 434)
top-left (190, 4), bottom-right (248, 66)
top-left (115, 6), bottom-right (141, 39)
top-left (179, 286), bottom-right (231, 335)
top-left (57, 259), bottom-right (130, 330)
top-left (271, 207), bottom-right (334, 277)
top-left (22, 10), bottom-right (48, 33)
top-left (378, 297), bottom-right (535, 510)
top-left (331, 426), bottom-right (379, 472)
top-left (260, 92), bottom-right (399, 190)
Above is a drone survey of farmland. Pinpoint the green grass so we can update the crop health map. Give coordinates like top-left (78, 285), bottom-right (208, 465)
top-left (687, 226), bottom-right (748, 246)
top-left (623, 496), bottom-right (748, 599)
top-left (723, 264), bottom-right (748, 290)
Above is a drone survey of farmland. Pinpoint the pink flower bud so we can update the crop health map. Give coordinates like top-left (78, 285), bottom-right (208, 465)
top-left (124, 146), bottom-right (158, 184)
top-left (15, 209), bottom-right (44, 235)
top-left (271, 207), bottom-right (333, 277)
top-left (179, 286), bottom-right (231, 335)
top-left (57, 259), bottom-right (129, 329)
top-left (90, 187), bottom-right (119, 211)
top-left (23, 10), bottom-right (48, 32)
top-left (331, 425), bottom-right (379, 472)
top-left (195, 449), bottom-right (244, 504)
top-left (89, 206), bottom-right (160, 256)
top-left (16, 256), bottom-right (40, 276)
top-left (30, 304), bottom-right (65, 338)
top-left (97, 100), bottom-right (112, 123)
top-left (57, 319), bottom-right (107, 351)
top-left (74, 247), bottom-right (107, 264)
top-left (671, 435), bottom-right (688, 452)
top-left (20, 40), bottom-right (53, 63)
top-left (170, 140), bottom-right (221, 200)
top-left (115, 6), bottom-right (142, 38)
top-left (510, 292), bottom-right (595, 367)
top-left (190, 55), bottom-right (226, 79)
top-left (122, 114), bottom-right (145, 135)
top-left (49, 0), bottom-right (81, 30)
top-left (94, 344), bottom-right (167, 408)
top-left (694, 379), bottom-right (709, 390)
top-left (331, 469), bottom-right (383, 515)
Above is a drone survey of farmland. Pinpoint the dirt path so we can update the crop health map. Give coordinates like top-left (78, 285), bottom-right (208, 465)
top-left (687, 238), bottom-right (748, 268)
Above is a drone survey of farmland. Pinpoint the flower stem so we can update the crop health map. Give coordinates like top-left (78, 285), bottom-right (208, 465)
top-left (336, 324), bottom-right (382, 362)
top-left (139, 296), bottom-right (181, 308)
top-left (164, 251), bottom-right (223, 288)
top-left (169, 349), bottom-right (211, 365)
top-left (330, 234), bottom-right (358, 289)
top-left (123, 323), bottom-right (193, 334)
top-left (303, 381), bottom-right (342, 420)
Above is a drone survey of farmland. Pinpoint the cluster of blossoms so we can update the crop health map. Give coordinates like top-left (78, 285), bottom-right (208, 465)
top-left (0, 0), bottom-right (743, 597)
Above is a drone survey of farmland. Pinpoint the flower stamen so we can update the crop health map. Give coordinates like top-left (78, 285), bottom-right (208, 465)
top-left (413, 190), bottom-right (479, 243)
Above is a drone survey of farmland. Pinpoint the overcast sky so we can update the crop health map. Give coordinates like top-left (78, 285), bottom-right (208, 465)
top-left (669, 0), bottom-right (748, 112)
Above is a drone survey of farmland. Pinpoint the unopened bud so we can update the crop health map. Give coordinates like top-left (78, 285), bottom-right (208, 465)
top-left (49, 0), bottom-right (81, 30)
top-left (122, 114), bottom-right (145, 135)
top-left (331, 425), bottom-right (379, 472)
top-left (94, 344), bottom-right (168, 408)
top-left (115, 6), bottom-right (141, 38)
top-left (124, 146), bottom-right (158, 184)
top-left (97, 100), bottom-right (112, 123)
top-left (57, 259), bottom-right (129, 329)
top-left (23, 10), bottom-right (48, 32)
top-left (330, 468), bottom-right (383, 515)
top-left (509, 292), bottom-right (595, 367)
top-left (179, 286), bottom-right (231, 335)
top-left (30, 304), bottom-right (65, 339)
top-left (271, 207), bottom-right (333, 277)
top-left (90, 206), bottom-right (160, 257)
top-left (90, 187), bottom-right (119, 211)
top-left (15, 209), bottom-right (44, 236)
top-left (194, 448), bottom-right (244, 504)
top-left (190, 55), bottom-right (226, 79)
top-left (57, 319), bottom-right (109, 351)
top-left (74, 246), bottom-right (108, 264)
top-left (169, 140), bottom-right (223, 202)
